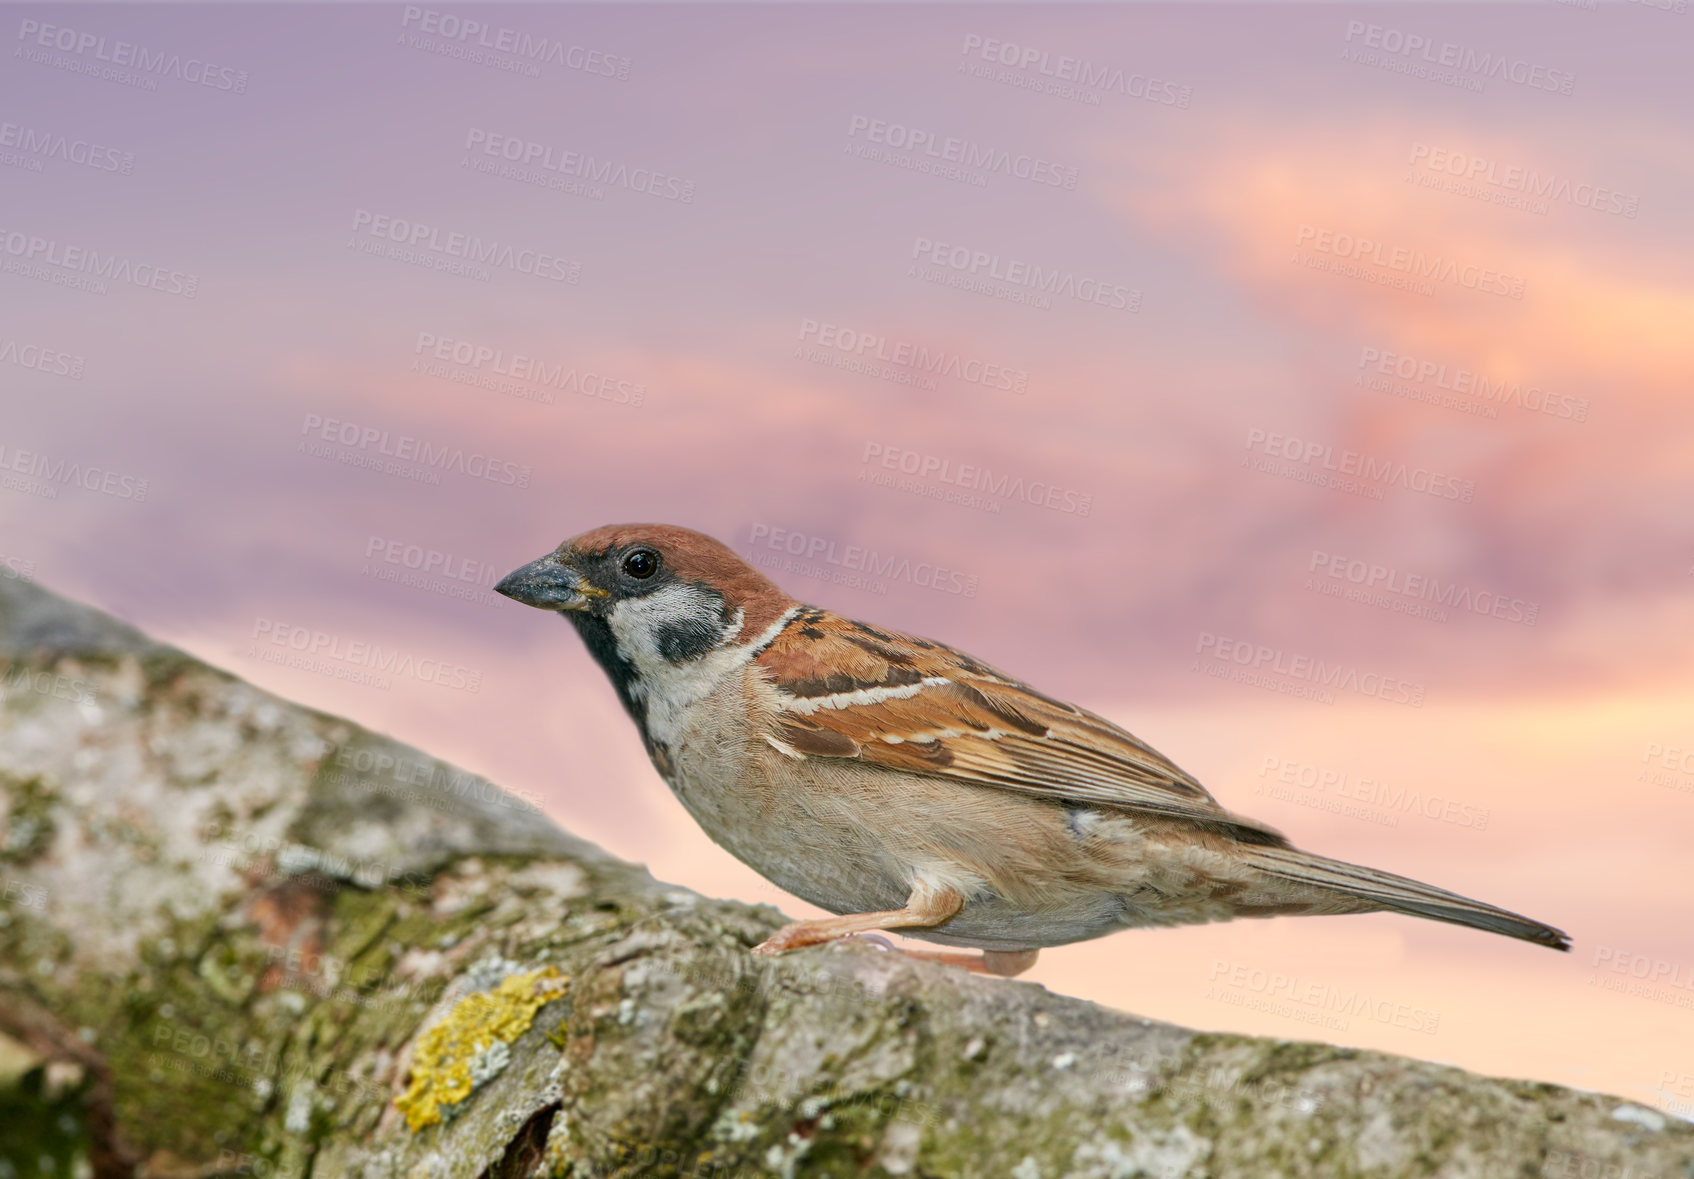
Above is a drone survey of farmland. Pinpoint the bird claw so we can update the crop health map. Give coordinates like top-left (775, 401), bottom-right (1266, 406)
top-left (751, 927), bottom-right (897, 957)
top-left (750, 924), bottom-right (814, 956)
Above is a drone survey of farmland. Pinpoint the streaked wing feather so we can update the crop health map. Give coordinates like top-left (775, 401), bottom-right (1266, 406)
top-left (757, 610), bottom-right (1287, 844)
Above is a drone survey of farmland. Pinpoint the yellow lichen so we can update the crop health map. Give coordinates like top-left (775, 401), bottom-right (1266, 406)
top-left (395, 966), bottom-right (569, 1131)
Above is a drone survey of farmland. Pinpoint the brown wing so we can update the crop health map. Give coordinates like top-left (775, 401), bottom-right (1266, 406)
top-left (755, 608), bottom-right (1287, 846)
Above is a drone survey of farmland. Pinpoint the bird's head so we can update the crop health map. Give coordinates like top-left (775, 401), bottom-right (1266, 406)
top-left (496, 524), bottom-right (797, 708)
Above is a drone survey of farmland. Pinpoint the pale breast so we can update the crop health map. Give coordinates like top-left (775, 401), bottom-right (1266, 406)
top-left (655, 672), bottom-right (905, 913)
top-left (655, 667), bottom-right (1266, 952)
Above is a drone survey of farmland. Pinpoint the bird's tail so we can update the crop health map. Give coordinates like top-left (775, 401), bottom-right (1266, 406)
top-left (1241, 845), bottom-right (1570, 951)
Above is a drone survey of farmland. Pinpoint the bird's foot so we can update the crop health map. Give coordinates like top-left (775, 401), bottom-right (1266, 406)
top-left (751, 919), bottom-right (841, 956)
top-left (751, 887), bottom-right (972, 960)
top-left (751, 922), bottom-right (1038, 978)
top-left (893, 947), bottom-right (1040, 977)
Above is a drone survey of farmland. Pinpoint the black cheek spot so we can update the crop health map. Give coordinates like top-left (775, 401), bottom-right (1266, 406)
top-left (656, 618), bottom-right (723, 664)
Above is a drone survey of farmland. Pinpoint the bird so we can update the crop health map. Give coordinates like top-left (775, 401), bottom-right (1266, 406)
top-left (495, 523), bottom-right (1569, 977)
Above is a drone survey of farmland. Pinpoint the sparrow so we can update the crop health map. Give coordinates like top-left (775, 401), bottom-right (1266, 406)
top-left (496, 523), bottom-right (1568, 977)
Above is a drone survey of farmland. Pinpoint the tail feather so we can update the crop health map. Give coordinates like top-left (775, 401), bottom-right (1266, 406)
top-left (1243, 845), bottom-right (1570, 951)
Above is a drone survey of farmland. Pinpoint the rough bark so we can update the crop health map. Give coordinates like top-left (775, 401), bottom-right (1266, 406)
top-left (0, 572), bottom-right (1685, 1178)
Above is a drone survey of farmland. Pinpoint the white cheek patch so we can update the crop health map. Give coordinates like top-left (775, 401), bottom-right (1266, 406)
top-left (609, 597), bottom-right (799, 749)
top-left (607, 585), bottom-right (727, 675)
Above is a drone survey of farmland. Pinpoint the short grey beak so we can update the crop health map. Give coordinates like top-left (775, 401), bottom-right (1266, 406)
top-left (495, 555), bottom-right (592, 611)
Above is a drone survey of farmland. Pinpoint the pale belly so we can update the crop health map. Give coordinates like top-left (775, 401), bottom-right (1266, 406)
top-left (652, 680), bottom-right (1252, 952)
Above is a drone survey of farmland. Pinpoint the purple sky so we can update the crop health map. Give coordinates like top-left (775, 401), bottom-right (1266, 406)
top-left (4, 2), bottom-right (1692, 1114)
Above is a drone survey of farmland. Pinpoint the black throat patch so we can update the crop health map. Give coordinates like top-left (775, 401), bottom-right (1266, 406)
top-left (563, 612), bottom-right (647, 733)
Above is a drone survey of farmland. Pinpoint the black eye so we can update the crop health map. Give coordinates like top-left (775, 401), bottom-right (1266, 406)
top-left (621, 548), bottom-right (659, 579)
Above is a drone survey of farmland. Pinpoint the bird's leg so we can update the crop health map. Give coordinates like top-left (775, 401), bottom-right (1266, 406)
top-left (752, 883), bottom-right (964, 956)
top-left (886, 947), bottom-right (1040, 977)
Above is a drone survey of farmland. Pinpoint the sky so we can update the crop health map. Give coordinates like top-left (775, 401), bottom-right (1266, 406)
top-left (3, 2), bottom-right (1693, 1120)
